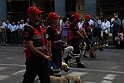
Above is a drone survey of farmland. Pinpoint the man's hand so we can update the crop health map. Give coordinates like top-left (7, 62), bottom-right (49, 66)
top-left (44, 55), bottom-right (51, 61)
top-left (85, 35), bottom-right (88, 38)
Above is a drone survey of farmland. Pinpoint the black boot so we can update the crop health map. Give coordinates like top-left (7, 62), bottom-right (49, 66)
top-left (91, 53), bottom-right (96, 58)
top-left (77, 63), bottom-right (85, 68)
top-left (76, 57), bottom-right (85, 68)
top-left (99, 48), bottom-right (104, 51)
top-left (64, 55), bottom-right (72, 65)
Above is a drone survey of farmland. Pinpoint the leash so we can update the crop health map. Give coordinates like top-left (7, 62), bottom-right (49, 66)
top-left (66, 77), bottom-right (71, 83)
top-left (48, 60), bottom-right (59, 69)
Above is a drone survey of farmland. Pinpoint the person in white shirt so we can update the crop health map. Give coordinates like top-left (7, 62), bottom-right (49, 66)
top-left (93, 16), bottom-right (102, 44)
top-left (88, 18), bottom-right (94, 41)
top-left (6, 20), bottom-right (12, 45)
top-left (101, 18), bottom-right (110, 47)
top-left (1, 18), bottom-right (7, 27)
top-left (110, 13), bottom-right (117, 28)
top-left (78, 18), bottom-right (84, 30)
top-left (25, 18), bottom-right (30, 25)
top-left (110, 13), bottom-right (121, 43)
top-left (1, 19), bottom-right (7, 45)
top-left (20, 20), bottom-right (25, 30)
top-left (0, 20), bottom-right (6, 45)
top-left (10, 22), bottom-right (17, 45)
top-left (16, 21), bottom-right (23, 44)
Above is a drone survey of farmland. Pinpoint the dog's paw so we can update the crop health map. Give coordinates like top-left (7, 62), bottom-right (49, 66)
top-left (99, 48), bottom-right (104, 51)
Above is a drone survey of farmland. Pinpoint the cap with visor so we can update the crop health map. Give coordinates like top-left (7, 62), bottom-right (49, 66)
top-left (27, 6), bottom-right (44, 16)
top-left (48, 12), bottom-right (60, 19)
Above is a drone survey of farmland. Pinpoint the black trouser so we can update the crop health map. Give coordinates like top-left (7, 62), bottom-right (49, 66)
top-left (66, 38), bottom-right (81, 64)
top-left (70, 38), bottom-right (80, 54)
top-left (115, 41), bottom-right (124, 49)
top-left (50, 47), bottom-right (62, 76)
top-left (6, 29), bottom-right (11, 44)
top-left (17, 31), bottom-right (22, 44)
top-left (83, 38), bottom-right (94, 56)
top-left (51, 48), bottom-right (62, 68)
top-left (22, 57), bottom-right (50, 83)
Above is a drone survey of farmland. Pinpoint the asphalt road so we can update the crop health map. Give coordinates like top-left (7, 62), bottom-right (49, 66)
top-left (0, 45), bottom-right (124, 83)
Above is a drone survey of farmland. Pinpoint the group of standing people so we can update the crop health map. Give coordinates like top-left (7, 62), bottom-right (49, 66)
top-left (60, 12), bottom-right (124, 49)
top-left (0, 18), bottom-right (30, 46)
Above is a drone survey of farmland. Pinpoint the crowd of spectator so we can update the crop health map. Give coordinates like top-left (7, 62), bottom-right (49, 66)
top-left (59, 12), bottom-right (124, 49)
top-left (0, 18), bottom-right (30, 46)
top-left (0, 12), bottom-right (124, 49)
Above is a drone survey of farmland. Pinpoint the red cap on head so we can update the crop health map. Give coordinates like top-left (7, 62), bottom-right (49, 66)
top-left (85, 15), bottom-right (91, 19)
top-left (48, 12), bottom-right (60, 19)
top-left (27, 6), bottom-right (43, 16)
top-left (72, 13), bottom-right (80, 21)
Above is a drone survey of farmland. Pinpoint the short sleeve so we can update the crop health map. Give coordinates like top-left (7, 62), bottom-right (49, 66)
top-left (23, 26), bottom-right (34, 41)
top-left (46, 27), bottom-right (55, 40)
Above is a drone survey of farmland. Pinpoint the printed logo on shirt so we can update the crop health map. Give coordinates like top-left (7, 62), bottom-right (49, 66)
top-left (46, 34), bottom-right (49, 38)
top-left (24, 32), bottom-right (29, 37)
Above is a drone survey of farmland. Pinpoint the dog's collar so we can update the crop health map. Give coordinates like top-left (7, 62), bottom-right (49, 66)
top-left (66, 77), bottom-right (71, 83)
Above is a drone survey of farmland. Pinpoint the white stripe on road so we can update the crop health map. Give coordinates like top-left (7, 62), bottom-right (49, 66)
top-left (67, 71), bottom-right (87, 76)
top-left (0, 67), bottom-right (8, 71)
top-left (0, 75), bottom-right (9, 81)
top-left (0, 64), bottom-right (25, 67)
top-left (101, 80), bottom-right (113, 83)
top-left (70, 68), bottom-right (124, 74)
top-left (103, 74), bottom-right (117, 80)
top-left (12, 69), bottom-right (26, 75)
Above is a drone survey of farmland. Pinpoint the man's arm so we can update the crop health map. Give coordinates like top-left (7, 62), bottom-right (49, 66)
top-left (26, 40), bottom-right (51, 61)
top-left (47, 40), bottom-right (52, 57)
top-left (76, 31), bottom-right (84, 38)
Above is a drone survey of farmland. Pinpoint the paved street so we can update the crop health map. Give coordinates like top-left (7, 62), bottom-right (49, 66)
top-left (0, 45), bottom-right (124, 83)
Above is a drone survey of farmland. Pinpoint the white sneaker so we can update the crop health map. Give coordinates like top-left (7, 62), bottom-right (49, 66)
top-left (106, 44), bottom-right (108, 47)
top-left (95, 42), bottom-right (97, 45)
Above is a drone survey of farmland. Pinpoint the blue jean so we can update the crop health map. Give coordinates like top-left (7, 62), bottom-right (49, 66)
top-left (0, 31), bottom-right (7, 43)
top-left (11, 32), bottom-right (17, 44)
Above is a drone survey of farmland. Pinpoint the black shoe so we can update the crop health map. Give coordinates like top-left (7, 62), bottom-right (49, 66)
top-left (83, 55), bottom-right (88, 58)
top-left (77, 63), bottom-right (85, 68)
top-left (64, 58), bottom-right (68, 65)
top-left (91, 53), bottom-right (95, 58)
top-left (99, 48), bottom-right (104, 51)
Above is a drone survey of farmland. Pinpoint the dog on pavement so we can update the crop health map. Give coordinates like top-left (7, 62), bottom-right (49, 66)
top-left (79, 40), bottom-right (87, 62)
top-left (35, 75), bottom-right (82, 83)
top-left (79, 40), bottom-right (103, 60)
top-left (62, 46), bottom-right (74, 64)
top-left (63, 46), bottom-right (74, 57)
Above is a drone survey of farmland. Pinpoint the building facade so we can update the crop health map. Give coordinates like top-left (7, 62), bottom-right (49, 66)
top-left (0, 0), bottom-right (124, 22)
